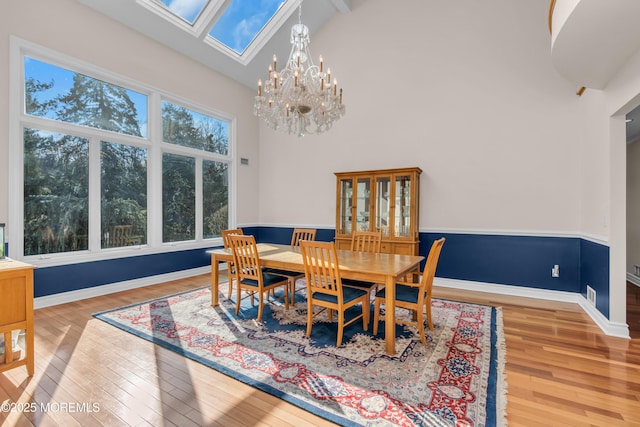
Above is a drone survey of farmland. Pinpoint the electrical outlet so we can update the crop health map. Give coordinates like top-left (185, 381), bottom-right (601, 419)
top-left (551, 264), bottom-right (560, 278)
top-left (587, 285), bottom-right (596, 306)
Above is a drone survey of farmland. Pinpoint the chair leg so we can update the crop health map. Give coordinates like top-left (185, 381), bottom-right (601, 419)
top-left (306, 301), bottom-right (313, 338)
top-left (426, 301), bottom-right (434, 331)
top-left (416, 309), bottom-right (426, 345)
top-left (373, 299), bottom-right (381, 336)
top-left (235, 283), bottom-right (242, 316)
top-left (336, 310), bottom-right (345, 347)
top-left (283, 284), bottom-right (289, 310)
top-left (257, 291), bottom-right (264, 322)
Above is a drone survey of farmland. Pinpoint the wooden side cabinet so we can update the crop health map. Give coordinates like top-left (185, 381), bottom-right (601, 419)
top-left (335, 167), bottom-right (422, 255)
top-left (0, 260), bottom-right (35, 376)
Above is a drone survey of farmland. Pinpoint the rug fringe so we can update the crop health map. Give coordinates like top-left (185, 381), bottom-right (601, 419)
top-left (495, 306), bottom-right (508, 426)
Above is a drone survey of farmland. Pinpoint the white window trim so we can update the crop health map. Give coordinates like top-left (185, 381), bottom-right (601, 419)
top-left (8, 36), bottom-right (236, 268)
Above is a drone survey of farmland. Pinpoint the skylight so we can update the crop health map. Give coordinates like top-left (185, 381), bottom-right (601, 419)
top-left (158, 0), bottom-right (210, 25)
top-left (208, 0), bottom-right (286, 55)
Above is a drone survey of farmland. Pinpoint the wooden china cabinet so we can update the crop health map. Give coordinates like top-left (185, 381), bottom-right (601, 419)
top-left (335, 167), bottom-right (422, 255)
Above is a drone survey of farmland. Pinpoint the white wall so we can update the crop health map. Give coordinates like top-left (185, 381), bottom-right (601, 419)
top-left (257, 0), bottom-right (585, 234)
top-left (0, 0), bottom-right (261, 233)
top-left (579, 47), bottom-right (640, 324)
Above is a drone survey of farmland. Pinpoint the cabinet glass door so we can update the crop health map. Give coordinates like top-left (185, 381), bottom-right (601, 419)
top-left (338, 178), bottom-right (353, 235)
top-left (394, 175), bottom-right (411, 238)
top-left (356, 178), bottom-right (371, 231)
top-left (376, 177), bottom-right (391, 237)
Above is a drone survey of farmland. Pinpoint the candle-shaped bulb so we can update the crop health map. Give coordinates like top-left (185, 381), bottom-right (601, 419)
top-left (340, 88), bottom-right (343, 105)
top-left (268, 65), bottom-right (272, 78)
top-left (273, 54), bottom-right (277, 71)
top-left (294, 70), bottom-right (298, 86)
top-left (333, 78), bottom-right (337, 96)
top-left (319, 56), bottom-right (323, 72)
top-left (258, 79), bottom-right (262, 96)
top-left (327, 68), bottom-right (331, 83)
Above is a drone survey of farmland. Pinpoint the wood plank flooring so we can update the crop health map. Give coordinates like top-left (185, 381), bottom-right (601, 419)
top-left (1, 274), bottom-right (639, 426)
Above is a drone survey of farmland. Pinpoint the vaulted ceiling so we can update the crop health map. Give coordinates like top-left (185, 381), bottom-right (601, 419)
top-left (77, 0), bottom-right (351, 90)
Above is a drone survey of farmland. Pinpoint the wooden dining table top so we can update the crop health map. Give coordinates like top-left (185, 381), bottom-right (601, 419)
top-left (208, 243), bottom-right (424, 283)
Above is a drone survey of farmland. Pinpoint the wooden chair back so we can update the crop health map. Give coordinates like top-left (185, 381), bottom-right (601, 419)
top-left (419, 238), bottom-right (446, 301)
top-left (291, 228), bottom-right (316, 248)
top-left (221, 228), bottom-right (243, 249)
top-left (351, 230), bottom-right (382, 253)
top-left (228, 234), bottom-right (262, 285)
top-left (300, 240), bottom-right (343, 300)
top-left (112, 225), bottom-right (132, 247)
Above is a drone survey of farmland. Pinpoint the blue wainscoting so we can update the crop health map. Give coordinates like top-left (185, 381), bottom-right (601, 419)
top-left (579, 239), bottom-right (610, 318)
top-left (421, 233), bottom-right (582, 292)
top-left (25, 226), bottom-right (611, 321)
top-left (33, 248), bottom-right (212, 298)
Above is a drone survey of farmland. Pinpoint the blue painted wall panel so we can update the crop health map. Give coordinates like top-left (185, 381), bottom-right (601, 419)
top-left (579, 239), bottom-right (610, 318)
top-left (28, 226), bottom-right (611, 321)
top-left (420, 233), bottom-right (581, 292)
top-left (34, 247), bottom-right (214, 297)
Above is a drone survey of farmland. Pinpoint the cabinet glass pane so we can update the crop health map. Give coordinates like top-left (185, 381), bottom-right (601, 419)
top-left (356, 178), bottom-right (371, 231)
top-left (339, 179), bottom-right (353, 234)
top-left (376, 177), bottom-right (391, 237)
top-left (395, 176), bottom-right (411, 238)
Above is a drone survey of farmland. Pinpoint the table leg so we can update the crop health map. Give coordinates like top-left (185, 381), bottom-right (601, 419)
top-left (211, 255), bottom-right (220, 307)
top-left (384, 275), bottom-right (396, 354)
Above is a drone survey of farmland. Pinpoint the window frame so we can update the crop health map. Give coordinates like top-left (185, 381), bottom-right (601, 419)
top-left (8, 36), bottom-right (236, 268)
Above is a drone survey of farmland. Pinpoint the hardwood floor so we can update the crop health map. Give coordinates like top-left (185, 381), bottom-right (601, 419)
top-left (1, 274), bottom-right (639, 426)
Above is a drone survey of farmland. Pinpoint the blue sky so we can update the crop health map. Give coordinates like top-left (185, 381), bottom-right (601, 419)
top-left (160, 0), bottom-right (286, 53)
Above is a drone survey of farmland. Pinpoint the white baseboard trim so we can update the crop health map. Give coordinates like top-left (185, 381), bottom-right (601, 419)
top-left (34, 266), bottom-right (214, 309)
top-left (434, 277), bottom-right (630, 339)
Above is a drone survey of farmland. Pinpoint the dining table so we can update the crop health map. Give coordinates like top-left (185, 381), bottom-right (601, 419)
top-left (207, 243), bottom-right (424, 355)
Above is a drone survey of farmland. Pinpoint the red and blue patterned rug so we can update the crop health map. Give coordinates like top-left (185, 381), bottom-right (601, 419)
top-left (94, 284), bottom-right (507, 426)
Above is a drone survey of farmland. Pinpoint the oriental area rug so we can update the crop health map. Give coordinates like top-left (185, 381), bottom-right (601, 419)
top-left (94, 284), bottom-right (507, 427)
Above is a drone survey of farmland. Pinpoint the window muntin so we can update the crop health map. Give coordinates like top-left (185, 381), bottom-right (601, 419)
top-left (101, 141), bottom-right (148, 249)
top-left (162, 101), bottom-right (229, 155)
top-left (23, 129), bottom-right (89, 256)
top-left (24, 56), bottom-right (148, 138)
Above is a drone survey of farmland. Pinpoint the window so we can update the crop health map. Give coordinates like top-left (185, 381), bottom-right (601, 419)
top-left (23, 129), bottom-right (89, 255)
top-left (161, 101), bottom-right (230, 242)
top-left (13, 42), bottom-right (234, 263)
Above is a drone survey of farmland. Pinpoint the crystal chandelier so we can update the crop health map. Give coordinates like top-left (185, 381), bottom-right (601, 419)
top-left (253, 0), bottom-right (345, 137)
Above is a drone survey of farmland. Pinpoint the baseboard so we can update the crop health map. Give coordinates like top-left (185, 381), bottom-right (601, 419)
top-left (34, 266), bottom-right (213, 309)
top-left (434, 277), bottom-right (630, 339)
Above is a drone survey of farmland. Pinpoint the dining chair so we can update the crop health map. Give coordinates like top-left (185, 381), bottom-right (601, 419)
top-left (372, 238), bottom-right (445, 344)
top-left (350, 230), bottom-right (382, 253)
top-left (228, 234), bottom-right (289, 322)
top-left (221, 228), bottom-right (243, 300)
top-left (265, 228), bottom-right (317, 304)
top-left (342, 230), bottom-right (383, 296)
top-left (300, 240), bottom-right (369, 347)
